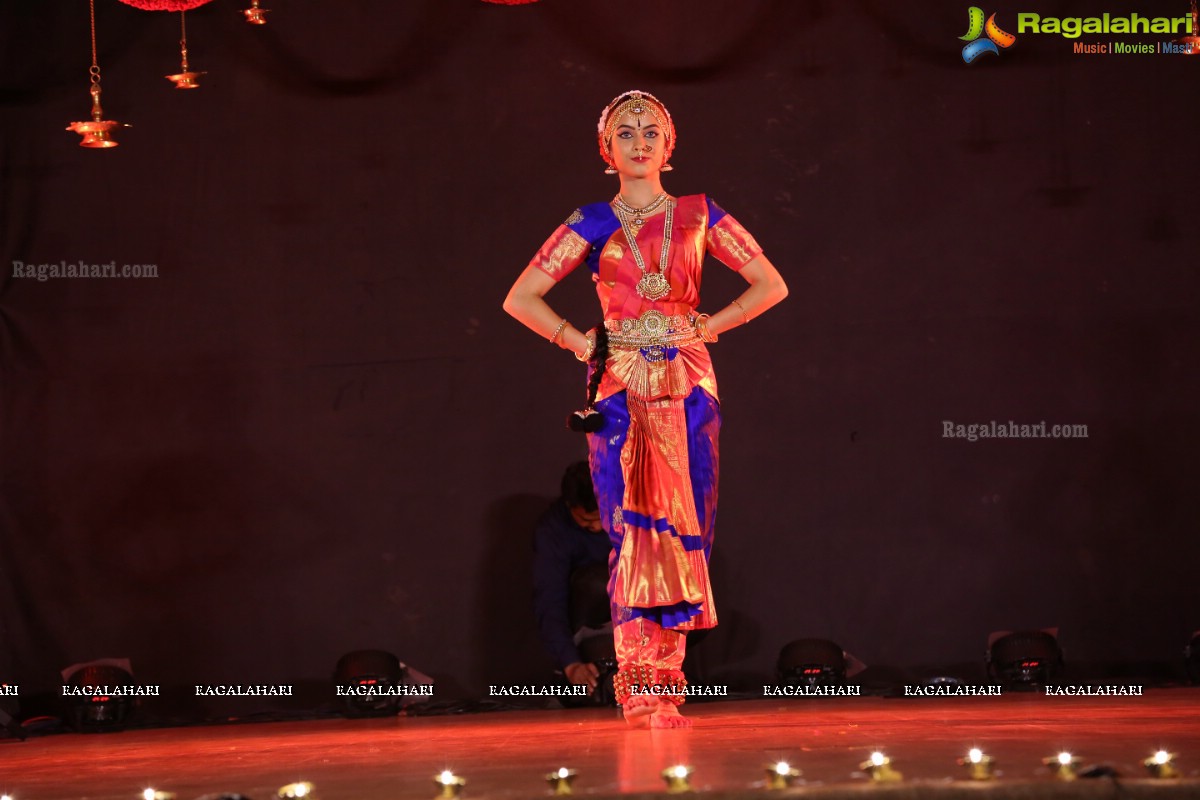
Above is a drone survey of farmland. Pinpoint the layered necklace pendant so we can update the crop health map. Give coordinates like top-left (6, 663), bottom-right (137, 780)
top-left (636, 271), bottom-right (671, 301)
top-left (613, 192), bottom-right (668, 227)
top-left (615, 194), bottom-right (675, 301)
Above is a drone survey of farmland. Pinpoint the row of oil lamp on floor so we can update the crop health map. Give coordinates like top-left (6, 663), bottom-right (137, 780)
top-left (67, 0), bottom-right (272, 148)
top-left (430, 749), bottom-right (1183, 795)
top-left (0, 750), bottom-right (1179, 799)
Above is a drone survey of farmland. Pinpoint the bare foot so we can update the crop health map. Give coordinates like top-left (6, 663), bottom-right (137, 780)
top-left (622, 694), bottom-right (657, 727)
top-left (649, 703), bottom-right (692, 728)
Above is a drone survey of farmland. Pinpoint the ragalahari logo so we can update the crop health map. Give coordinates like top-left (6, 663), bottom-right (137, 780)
top-left (960, 7), bottom-right (1017, 62)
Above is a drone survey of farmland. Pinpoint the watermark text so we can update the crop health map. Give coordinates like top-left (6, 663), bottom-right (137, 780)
top-left (488, 685), bottom-right (588, 697)
top-left (943, 420), bottom-right (1088, 441)
top-left (62, 684), bottom-right (160, 697)
top-left (1045, 684), bottom-right (1142, 696)
top-left (904, 684), bottom-right (1002, 696)
top-left (763, 685), bottom-right (861, 697)
top-left (336, 684), bottom-right (433, 697)
top-left (194, 685), bottom-right (294, 696)
top-left (12, 260), bottom-right (158, 281)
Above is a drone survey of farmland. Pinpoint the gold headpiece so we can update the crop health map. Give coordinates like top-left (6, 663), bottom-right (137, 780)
top-left (597, 90), bottom-right (676, 169)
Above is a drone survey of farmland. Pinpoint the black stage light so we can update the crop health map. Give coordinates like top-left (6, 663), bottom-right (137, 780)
top-left (777, 638), bottom-right (847, 687)
top-left (923, 675), bottom-right (963, 689)
top-left (986, 629), bottom-right (1063, 687)
top-left (0, 680), bottom-right (23, 741)
top-left (333, 649), bottom-right (407, 717)
top-left (1185, 630), bottom-right (1200, 684)
top-left (62, 661), bottom-right (136, 732)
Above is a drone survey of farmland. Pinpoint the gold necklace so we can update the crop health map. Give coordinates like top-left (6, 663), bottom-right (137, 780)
top-left (613, 192), bottom-right (668, 227)
top-left (617, 197), bottom-right (674, 301)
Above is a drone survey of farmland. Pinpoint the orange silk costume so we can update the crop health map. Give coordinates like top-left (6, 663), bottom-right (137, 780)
top-left (529, 194), bottom-right (763, 703)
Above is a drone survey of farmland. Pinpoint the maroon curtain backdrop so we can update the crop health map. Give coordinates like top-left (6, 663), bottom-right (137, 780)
top-left (1, 0), bottom-right (1197, 717)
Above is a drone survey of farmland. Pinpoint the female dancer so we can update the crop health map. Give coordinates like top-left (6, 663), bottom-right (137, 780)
top-left (504, 90), bottom-right (787, 727)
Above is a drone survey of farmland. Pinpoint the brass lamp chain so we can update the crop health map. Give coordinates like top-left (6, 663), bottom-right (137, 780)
top-left (180, 11), bottom-right (189, 71)
top-left (89, 0), bottom-right (101, 88)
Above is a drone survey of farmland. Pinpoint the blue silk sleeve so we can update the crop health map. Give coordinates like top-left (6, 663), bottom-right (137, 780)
top-left (566, 202), bottom-right (621, 275)
top-left (705, 196), bottom-right (728, 228)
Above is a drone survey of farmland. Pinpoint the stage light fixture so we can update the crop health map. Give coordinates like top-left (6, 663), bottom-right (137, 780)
top-left (434, 771), bottom-right (465, 799)
top-left (860, 751), bottom-right (902, 782)
top-left (141, 790), bottom-right (174, 800)
top-left (765, 760), bottom-right (800, 790)
top-left (0, 690), bottom-right (21, 742)
top-left (332, 649), bottom-right (407, 717)
top-left (986, 629), bottom-right (1063, 687)
top-left (2, 794), bottom-right (14, 800)
top-left (545, 767), bottom-right (576, 795)
top-left (276, 783), bottom-right (314, 799)
top-left (1144, 750), bottom-right (1179, 779)
top-left (1043, 751), bottom-right (1080, 781)
top-left (661, 765), bottom-right (693, 794)
top-left (776, 639), bottom-right (847, 687)
top-left (62, 660), bottom-right (136, 732)
top-left (957, 748), bottom-right (994, 780)
top-left (1184, 631), bottom-right (1200, 683)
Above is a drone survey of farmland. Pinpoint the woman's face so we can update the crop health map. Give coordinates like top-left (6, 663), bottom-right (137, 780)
top-left (609, 109), bottom-right (666, 177)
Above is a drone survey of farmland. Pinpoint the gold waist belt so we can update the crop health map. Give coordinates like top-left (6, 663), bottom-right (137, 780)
top-left (605, 310), bottom-right (700, 350)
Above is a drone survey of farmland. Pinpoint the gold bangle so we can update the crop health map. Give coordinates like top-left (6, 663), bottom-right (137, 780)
top-left (549, 318), bottom-right (568, 344)
top-left (695, 313), bottom-right (717, 344)
top-left (575, 330), bottom-right (596, 362)
top-left (731, 299), bottom-right (749, 325)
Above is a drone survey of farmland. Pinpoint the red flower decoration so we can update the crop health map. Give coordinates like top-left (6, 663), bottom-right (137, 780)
top-left (116, 0), bottom-right (216, 10)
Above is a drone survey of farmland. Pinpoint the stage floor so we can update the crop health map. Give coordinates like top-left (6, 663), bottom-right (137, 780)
top-left (4, 689), bottom-right (1200, 799)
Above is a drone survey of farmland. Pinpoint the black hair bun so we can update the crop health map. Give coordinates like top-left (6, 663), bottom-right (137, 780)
top-left (567, 408), bottom-right (604, 433)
